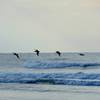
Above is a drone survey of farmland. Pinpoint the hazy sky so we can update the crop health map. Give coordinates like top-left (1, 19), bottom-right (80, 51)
top-left (0, 0), bottom-right (100, 52)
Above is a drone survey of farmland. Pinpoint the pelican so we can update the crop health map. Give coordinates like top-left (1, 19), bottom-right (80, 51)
top-left (79, 53), bottom-right (85, 56)
top-left (34, 49), bottom-right (40, 56)
top-left (13, 53), bottom-right (20, 59)
top-left (56, 51), bottom-right (61, 56)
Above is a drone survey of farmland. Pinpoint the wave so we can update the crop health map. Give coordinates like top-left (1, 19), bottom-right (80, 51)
top-left (23, 60), bottom-right (100, 69)
top-left (1, 72), bottom-right (100, 86)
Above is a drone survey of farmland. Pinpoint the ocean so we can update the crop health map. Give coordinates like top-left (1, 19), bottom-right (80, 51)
top-left (0, 53), bottom-right (100, 100)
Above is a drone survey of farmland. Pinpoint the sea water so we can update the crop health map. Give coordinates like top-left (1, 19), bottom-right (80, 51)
top-left (0, 53), bottom-right (100, 100)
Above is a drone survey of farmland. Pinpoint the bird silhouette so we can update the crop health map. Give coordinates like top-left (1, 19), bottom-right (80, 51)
top-left (13, 53), bottom-right (20, 59)
top-left (79, 53), bottom-right (85, 56)
top-left (56, 51), bottom-right (61, 56)
top-left (34, 49), bottom-right (40, 56)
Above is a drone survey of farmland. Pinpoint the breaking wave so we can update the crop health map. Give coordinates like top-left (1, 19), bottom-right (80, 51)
top-left (1, 72), bottom-right (100, 86)
top-left (23, 60), bottom-right (100, 69)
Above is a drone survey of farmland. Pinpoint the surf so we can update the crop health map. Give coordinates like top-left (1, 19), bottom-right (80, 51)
top-left (23, 60), bottom-right (100, 69)
top-left (0, 72), bottom-right (100, 86)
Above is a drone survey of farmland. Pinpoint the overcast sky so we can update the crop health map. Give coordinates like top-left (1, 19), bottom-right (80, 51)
top-left (0, 0), bottom-right (100, 52)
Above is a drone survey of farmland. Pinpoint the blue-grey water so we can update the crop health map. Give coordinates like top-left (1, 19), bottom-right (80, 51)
top-left (0, 53), bottom-right (100, 100)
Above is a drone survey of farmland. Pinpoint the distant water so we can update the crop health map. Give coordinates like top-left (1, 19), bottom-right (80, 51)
top-left (0, 53), bottom-right (100, 86)
top-left (0, 53), bottom-right (100, 100)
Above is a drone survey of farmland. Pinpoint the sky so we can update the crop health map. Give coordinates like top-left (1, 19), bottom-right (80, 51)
top-left (0, 0), bottom-right (100, 52)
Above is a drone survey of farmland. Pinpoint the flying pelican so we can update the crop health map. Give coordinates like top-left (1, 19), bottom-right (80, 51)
top-left (13, 53), bottom-right (20, 59)
top-left (34, 49), bottom-right (40, 56)
top-left (79, 53), bottom-right (85, 56)
top-left (56, 51), bottom-right (61, 56)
